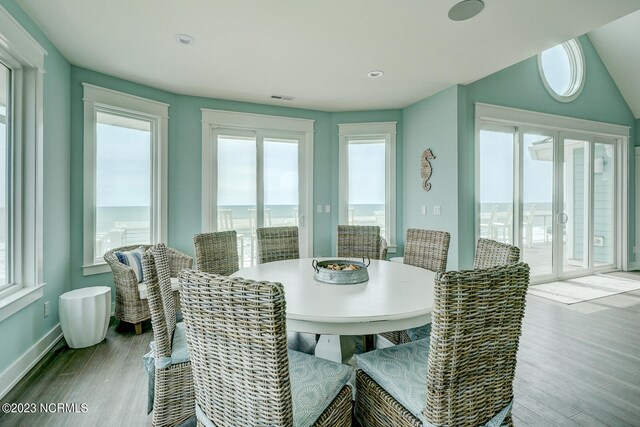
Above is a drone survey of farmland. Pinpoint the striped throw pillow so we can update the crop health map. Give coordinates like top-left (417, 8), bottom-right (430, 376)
top-left (115, 246), bottom-right (146, 283)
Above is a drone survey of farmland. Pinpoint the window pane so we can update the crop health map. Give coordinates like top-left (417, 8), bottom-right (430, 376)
top-left (0, 64), bottom-right (9, 287)
top-left (348, 140), bottom-right (386, 236)
top-left (264, 138), bottom-right (298, 229)
top-left (562, 139), bottom-right (589, 274)
top-left (95, 111), bottom-right (151, 257)
top-left (593, 142), bottom-right (615, 267)
top-left (522, 133), bottom-right (554, 277)
top-left (541, 45), bottom-right (571, 95)
top-left (478, 130), bottom-right (514, 243)
top-left (217, 135), bottom-right (256, 267)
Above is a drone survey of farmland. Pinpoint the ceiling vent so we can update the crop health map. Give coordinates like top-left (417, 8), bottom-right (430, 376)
top-left (270, 95), bottom-right (296, 101)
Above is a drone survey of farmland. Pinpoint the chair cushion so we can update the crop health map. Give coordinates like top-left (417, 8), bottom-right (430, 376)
top-left (143, 322), bottom-right (190, 413)
top-left (288, 350), bottom-right (352, 427)
top-left (406, 323), bottom-right (431, 342)
top-left (356, 337), bottom-right (430, 423)
top-left (115, 246), bottom-right (145, 283)
top-left (139, 277), bottom-right (179, 300)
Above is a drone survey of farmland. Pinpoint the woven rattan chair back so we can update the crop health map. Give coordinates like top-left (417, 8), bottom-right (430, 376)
top-left (423, 262), bottom-right (530, 426)
top-left (257, 226), bottom-right (300, 264)
top-left (403, 228), bottom-right (450, 272)
top-left (193, 231), bottom-right (239, 276)
top-left (141, 244), bottom-right (175, 358)
top-left (179, 270), bottom-right (293, 426)
top-left (337, 225), bottom-right (383, 260)
top-left (473, 238), bottom-right (520, 269)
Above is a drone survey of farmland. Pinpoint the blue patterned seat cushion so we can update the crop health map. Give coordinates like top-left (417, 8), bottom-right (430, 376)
top-left (357, 338), bottom-right (513, 427)
top-left (406, 323), bottom-right (431, 341)
top-left (356, 337), bottom-right (430, 423)
top-left (288, 350), bottom-right (352, 427)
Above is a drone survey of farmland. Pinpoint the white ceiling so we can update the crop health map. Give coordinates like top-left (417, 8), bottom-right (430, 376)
top-left (589, 10), bottom-right (640, 119)
top-left (15, 0), bottom-right (640, 112)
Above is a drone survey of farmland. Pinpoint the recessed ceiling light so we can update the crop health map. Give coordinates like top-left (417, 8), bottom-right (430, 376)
top-left (175, 34), bottom-right (195, 45)
top-left (367, 70), bottom-right (384, 79)
top-left (448, 0), bottom-right (484, 21)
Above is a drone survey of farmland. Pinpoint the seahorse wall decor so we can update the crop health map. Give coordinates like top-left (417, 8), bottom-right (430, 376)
top-left (421, 148), bottom-right (435, 191)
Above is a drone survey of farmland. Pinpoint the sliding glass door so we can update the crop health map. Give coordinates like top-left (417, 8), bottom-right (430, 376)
top-left (478, 125), bottom-right (619, 282)
top-left (215, 130), bottom-right (306, 267)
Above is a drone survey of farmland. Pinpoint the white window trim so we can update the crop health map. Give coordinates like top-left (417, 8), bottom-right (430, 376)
top-left (474, 103), bottom-right (629, 273)
top-left (201, 109), bottom-right (314, 258)
top-left (0, 5), bottom-right (47, 322)
top-left (82, 84), bottom-right (169, 275)
top-left (338, 122), bottom-right (397, 251)
top-left (538, 38), bottom-right (585, 103)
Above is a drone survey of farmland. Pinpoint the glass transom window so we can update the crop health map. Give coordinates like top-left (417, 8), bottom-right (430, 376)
top-left (538, 39), bottom-right (585, 102)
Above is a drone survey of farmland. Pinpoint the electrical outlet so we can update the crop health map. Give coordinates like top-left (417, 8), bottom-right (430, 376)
top-left (634, 246), bottom-right (638, 254)
top-left (44, 301), bottom-right (49, 318)
top-left (317, 205), bottom-right (322, 214)
top-left (433, 206), bottom-right (441, 215)
top-left (421, 205), bottom-right (426, 215)
top-left (325, 205), bottom-right (331, 213)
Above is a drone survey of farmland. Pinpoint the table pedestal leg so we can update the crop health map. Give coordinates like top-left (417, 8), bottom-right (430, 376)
top-left (314, 335), bottom-right (355, 364)
top-left (362, 334), bottom-right (376, 352)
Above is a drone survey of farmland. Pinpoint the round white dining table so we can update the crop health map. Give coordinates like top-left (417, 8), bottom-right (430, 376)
top-left (232, 258), bottom-right (435, 336)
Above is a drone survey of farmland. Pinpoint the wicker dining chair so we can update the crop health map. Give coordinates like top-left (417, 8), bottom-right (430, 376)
top-left (379, 229), bottom-right (450, 346)
top-left (337, 225), bottom-right (387, 260)
top-left (141, 244), bottom-right (194, 427)
top-left (104, 244), bottom-right (193, 334)
top-left (179, 270), bottom-right (353, 427)
top-left (355, 262), bottom-right (530, 427)
top-left (193, 230), bottom-right (239, 276)
top-left (403, 229), bottom-right (450, 272)
top-left (473, 238), bottom-right (520, 269)
top-left (257, 226), bottom-right (300, 264)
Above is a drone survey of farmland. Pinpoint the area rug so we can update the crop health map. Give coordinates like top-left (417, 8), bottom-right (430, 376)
top-left (528, 274), bottom-right (640, 304)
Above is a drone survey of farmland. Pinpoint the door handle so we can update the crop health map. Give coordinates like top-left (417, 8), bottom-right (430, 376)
top-left (556, 212), bottom-right (568, 224)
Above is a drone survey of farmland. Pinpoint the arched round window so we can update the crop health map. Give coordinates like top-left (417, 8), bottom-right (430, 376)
top-left (538, 39), bottom-right (585, 102)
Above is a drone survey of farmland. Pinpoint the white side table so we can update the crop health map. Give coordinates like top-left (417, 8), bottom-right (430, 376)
top-left (59, 286), bottom-right (111, 349)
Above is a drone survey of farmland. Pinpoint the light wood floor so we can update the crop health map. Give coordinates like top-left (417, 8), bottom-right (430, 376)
top-left (1, 289), bottom-right (639, 426)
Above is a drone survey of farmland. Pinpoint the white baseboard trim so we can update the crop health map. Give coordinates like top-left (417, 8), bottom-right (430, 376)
top-left (0, 323), bottom-right (63, 400)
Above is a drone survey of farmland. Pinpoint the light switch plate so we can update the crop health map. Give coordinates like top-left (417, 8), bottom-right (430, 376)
top-left (325, 205), bottom-right (331, 213)
top-left (433, 206), bottom-right (441, 215)
top-left (317, 205), bottom-right (322, 214)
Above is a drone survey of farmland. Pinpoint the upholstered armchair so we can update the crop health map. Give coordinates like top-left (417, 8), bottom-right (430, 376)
top-left (104, 244), bottom-right (193, 334)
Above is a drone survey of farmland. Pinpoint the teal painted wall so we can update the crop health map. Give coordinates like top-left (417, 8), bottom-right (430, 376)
top-left (401, 86), bottom-right (460, 269)
top-left (459, 34), bottom-right (636, 267)
top-left (69, 67), bottom-right (401, 288)
top-left (0, 1), bottom-right (71, 374)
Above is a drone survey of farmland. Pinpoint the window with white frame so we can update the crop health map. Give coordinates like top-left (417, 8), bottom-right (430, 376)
top-left (338, 122), bottom-right (397, 250)
top-left (0, 6), bottom-right (46, 321)
top-left (538, 38), bottom-right (585, 102)
top-left (83, 84), bottom-right (168, 275)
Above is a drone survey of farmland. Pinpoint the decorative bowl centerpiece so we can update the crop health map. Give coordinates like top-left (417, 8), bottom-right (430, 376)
top-left (312, 257), bottom-right (370, 285)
